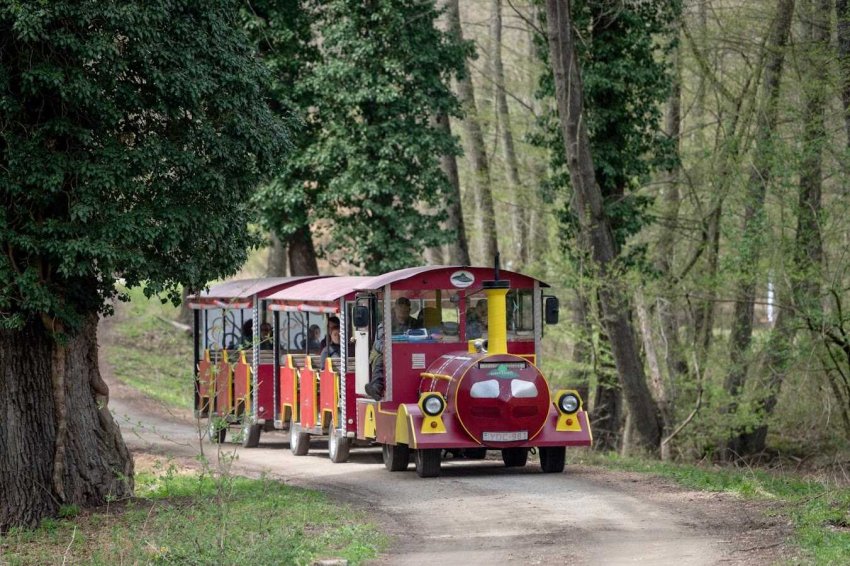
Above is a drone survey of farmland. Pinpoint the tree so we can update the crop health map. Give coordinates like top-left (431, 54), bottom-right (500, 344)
top-left (722, 0), bottom-right (795, 456)
top-left (308, 0), bottom-right (467, 274)
top-left (545, 0), bottom-right (665, 452)
top-left (243, 0), bottom-right (321, 276)
top-left (0, 1), bottom-right (286, 528)
top-left (446, 0), bottom-right (500, 266)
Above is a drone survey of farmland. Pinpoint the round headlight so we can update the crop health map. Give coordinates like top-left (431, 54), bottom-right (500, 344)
top-left (423, 395), bottom-right (445, 416)
top-left (558, 393), bottom-right (579, 414)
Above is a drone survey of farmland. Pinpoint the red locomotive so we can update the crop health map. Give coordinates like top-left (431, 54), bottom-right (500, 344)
top-left (192, 265), bottom-right (592, 476)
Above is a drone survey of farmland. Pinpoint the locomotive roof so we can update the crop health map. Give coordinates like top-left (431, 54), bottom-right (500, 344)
top-left (265, 276), bottom-right (374, 304)
top-left (188, 276), bottom-right (322, 306)
top-left (355, 265), bottom-right (549, 290)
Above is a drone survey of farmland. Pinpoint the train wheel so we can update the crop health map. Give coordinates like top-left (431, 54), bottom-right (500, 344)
top-left (462, 448), bottom-right (487, 460)
top-left (414, 449), bottom-right (441, 478)
top-left (289, 417), bottom-right (311, 456)
top-left (539, 446), bottom-right (566, 473)
top-left (328, 427), bottom-right (351, 463)
top-left (382, 443), bottom-right (410, 471)
top-left (208, 417), bottom-right (226, 444)
top-left (502, 447), bottom-right (528, 468)
top-left (241, 422), bottom-right (261, 448)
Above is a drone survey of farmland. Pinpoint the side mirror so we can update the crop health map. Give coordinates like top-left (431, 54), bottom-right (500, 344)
top-left (353, 305), bottom-right (370, 328)
top-left (544, 296), bottom-right (559, 325)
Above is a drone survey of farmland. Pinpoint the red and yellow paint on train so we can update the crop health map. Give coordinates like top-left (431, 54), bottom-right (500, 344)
top-left (190, 265), bottom-right (592, 477)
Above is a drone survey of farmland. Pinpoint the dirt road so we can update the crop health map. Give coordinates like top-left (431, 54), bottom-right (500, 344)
top-left (106, 376), bottom-right (790, 566)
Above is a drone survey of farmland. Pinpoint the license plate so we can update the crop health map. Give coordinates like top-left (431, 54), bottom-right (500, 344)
top-left (483, 431), bottom-right (528, 442)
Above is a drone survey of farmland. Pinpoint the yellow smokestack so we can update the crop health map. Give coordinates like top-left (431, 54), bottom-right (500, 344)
top-left (484, 287), bottom-right (509, 354)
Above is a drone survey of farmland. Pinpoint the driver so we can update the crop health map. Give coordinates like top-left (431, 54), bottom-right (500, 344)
top-left (391, 296), bottom-right (420, 334)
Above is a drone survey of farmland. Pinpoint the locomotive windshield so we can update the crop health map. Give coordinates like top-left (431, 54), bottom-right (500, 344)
top-left (464, 289), bottom-right (534, 341)
top-left (390, 290), bottom-right (461, 343)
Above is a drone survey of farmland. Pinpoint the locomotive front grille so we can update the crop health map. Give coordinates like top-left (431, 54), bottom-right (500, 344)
top-left (471, 406), bottom-right (501, 418)
top-left (511, 405), bottom-right (538, 418)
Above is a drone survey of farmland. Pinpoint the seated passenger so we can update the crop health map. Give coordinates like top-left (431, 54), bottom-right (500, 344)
top-left (259, 322), bottom-right (273, 350)
top-left (306, 324), bottom-right (322, 354)
top-left (319, 316), bottom-right (340, 350)
top-left (319, 323), bottom-right (341, 371)
top-left (466, 299), bottom-right (488, 339)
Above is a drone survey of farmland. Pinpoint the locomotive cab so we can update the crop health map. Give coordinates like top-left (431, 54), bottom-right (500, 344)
top-left (355, 265), bottom-right (592, 477)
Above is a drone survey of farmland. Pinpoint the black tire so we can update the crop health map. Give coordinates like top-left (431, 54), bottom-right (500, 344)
top-left (382, 443), bottom-right (410, 472)
top-left (462, 447), bottom-right (487, 460)
top-left (502, 447), bottom-right (528, 468)
top-left (290, 417), bottom-right (311, 456)
top-left (414, 449), bottom-right (442, 478)
top-left (329, 427), bottom-right (351, 463)
top-left (539, 446), bottom-right (566, 473)
top-left (241, 422), bottom-right (261, 448)
top-left (208, 417), bottom-right (226, 444)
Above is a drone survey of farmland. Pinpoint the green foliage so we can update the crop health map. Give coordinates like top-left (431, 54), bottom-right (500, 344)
top-left (0, 1), bottom-right (287, 330)
top-left (243, 1), bottom-right (467, 274)
top-left (242, 1), bottom-right (323, 243)
top-left (530, 0), bottom-right (680, 258)
top-left (2, 471), bottom-right (384, 565)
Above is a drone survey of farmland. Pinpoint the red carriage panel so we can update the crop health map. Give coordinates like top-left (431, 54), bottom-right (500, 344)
top-left (256, 364), bottom-right (276, 420)
top-left (233, 352), bottom-right (251, 412)
top-left (299, 360), bottom-right (318, 428)
top-left (214, 356), bottom-right (232, 415)
top-left (319, 360), bottom-right (338, 429)
top-left (279, 355), bottom-right (298, 422)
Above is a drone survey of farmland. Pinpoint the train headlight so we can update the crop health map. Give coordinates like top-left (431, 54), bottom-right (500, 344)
top-left (418, 392), bottom-right (447, 434)
top-left (422, 394), bottom-right (445, 417)
top-left (558, 392), bottom-right (580, 414)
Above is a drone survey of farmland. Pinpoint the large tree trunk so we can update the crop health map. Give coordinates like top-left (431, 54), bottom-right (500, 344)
top-left (288, 224), bottom-right (319, 276)
top-left (0, 314), bottom-right (133, 530)
top-left (446, 0), bottom-right (499, 266)
top-left (546, 0), bottom-right (662, 453)
top-left (735, 0), bottom-right (827, 455)
top-left (436, 111), bottom-right (471, 265)
top-left (267, 231), bottom-right (289, 277)
top-left (490, 0), bottom-right (528, 267)
top-left (723, 0), bottom-right (794, 454)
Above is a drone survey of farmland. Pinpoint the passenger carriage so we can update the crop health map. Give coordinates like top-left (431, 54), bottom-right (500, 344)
top-left (264, 265), bottom-right (593, 477)
top-left (188, 276), bottom-right (325, 446)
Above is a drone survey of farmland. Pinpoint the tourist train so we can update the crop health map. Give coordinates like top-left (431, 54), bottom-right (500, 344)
top-left (188, 264), bottom-right (592, 477)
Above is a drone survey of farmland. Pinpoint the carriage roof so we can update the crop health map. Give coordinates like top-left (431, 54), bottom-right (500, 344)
top-left (266, 276), bottom-right (372, 305)
top-left (188, 276), bottom-right (323, 309)
top-left (354, 265), bottom-right (549, 291)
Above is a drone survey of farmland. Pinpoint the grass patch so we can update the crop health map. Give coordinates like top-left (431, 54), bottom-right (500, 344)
top-left (581, 452), bottom-right (850, 564)
top-left (2, 467), bottom-right (384, 565)
top-left (105, 286), bottom-right (194, 411)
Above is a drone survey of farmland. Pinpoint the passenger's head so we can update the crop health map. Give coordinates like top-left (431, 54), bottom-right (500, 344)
top-left (476, 299), bottom-right (488, 319)
top-left (260, 322), bottom-right (272, 339)
top-left (394, 296), bottom-right (411, 322)
top-left (242, 319), bottom-right (253, 338)
top-left (329, 325), bottom-right (340, 344)
top-left (328, 315), bottom-right (340, 333)
top-left (309, 324), bottom-right (321, 339)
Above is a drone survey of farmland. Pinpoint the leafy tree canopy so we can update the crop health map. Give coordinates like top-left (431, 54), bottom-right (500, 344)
top-left (0, 0), bottom-right (287, 330)
top-left (243, 0), bottom-right (468, 275)
top-left (531, 0), bottom-right (680, 256)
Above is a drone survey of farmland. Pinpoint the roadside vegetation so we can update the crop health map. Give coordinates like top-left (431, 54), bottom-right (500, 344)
top-left (1, 460), bottom-right (384, 565)
top-left (584, 453), bottom-right (850, 564)
top-left (0, 288), bottom-right (388, 565)
top-left (106, 286), bottom-right (194, 411)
